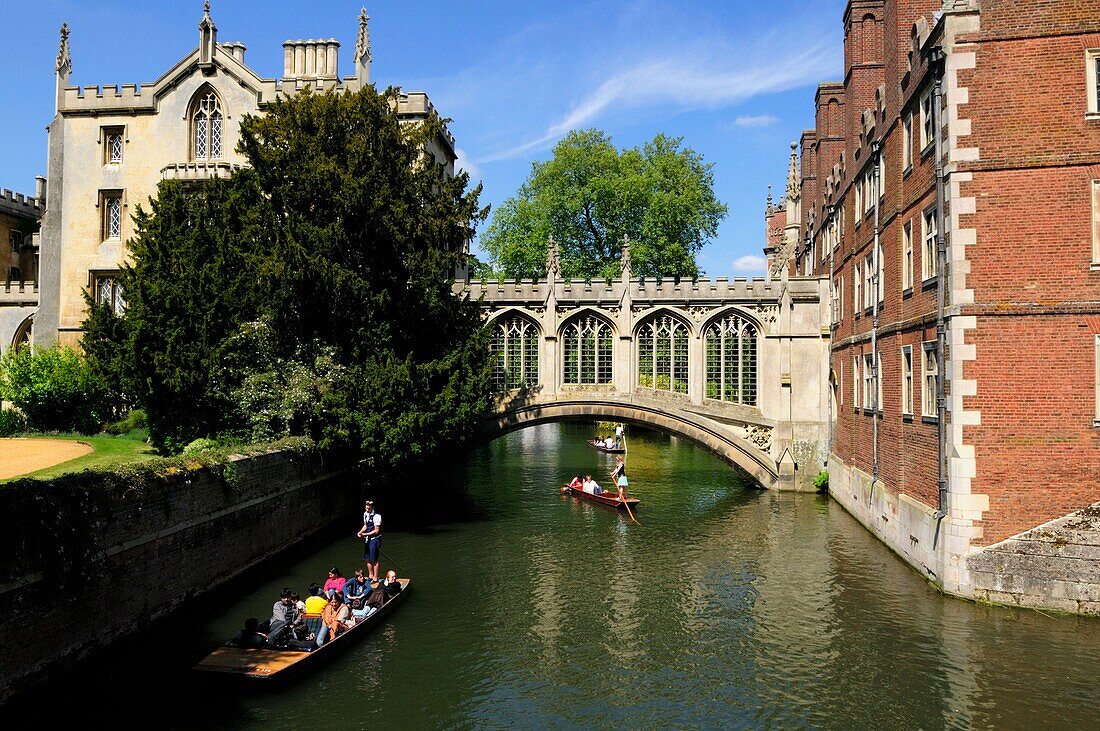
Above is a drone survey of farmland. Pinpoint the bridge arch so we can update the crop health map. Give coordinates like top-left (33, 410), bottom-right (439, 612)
top-left (480, 396), bottom-right (779, 489)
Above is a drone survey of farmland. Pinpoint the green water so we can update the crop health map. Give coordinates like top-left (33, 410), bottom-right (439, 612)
top-left (27, 423), bottom-right (1100, 728)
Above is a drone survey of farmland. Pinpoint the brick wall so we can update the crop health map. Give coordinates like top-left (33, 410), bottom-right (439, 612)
top-left (0, 451), bottom-right (358, 701)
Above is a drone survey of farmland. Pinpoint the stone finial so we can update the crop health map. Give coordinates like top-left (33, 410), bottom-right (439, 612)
top-left (198, 0), bottom-right (217, 69)
top-left (546, 234), bottom-right (562, 280)
top-left (620, 234), bottom-right (632, 279)
top-left (356, 7), bottom-right (372, 86)
top-left (785, 141), bottom-right (799, 199)
top-left (766, 184), bottom-right (773, 210)
top-left (56, 23), bottom-right (72, 75)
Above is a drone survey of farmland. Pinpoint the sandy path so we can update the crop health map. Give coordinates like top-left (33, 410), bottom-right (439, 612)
top-left (0, 438), bottom-right (94, 480)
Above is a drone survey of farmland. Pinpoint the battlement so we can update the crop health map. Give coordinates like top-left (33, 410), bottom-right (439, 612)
top-left (397, 92), bottom-right (456, 149)
top-left (0, 189), bottom-right (43, 219)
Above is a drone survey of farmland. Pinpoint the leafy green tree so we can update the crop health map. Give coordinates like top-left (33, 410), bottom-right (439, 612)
top-left (82, 86), bottom-right (492, 468)
top-left (0, 345), bottom-right (109, 433)
top-left (480, 129), bottom-right (727, 280)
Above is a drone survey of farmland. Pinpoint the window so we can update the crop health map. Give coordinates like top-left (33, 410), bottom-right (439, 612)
top-left (192, 91), bottom-right (223, 160)
top-left (902, 113), bottom-right (913, 171)
top-left (489, 316), bottom-right (539, 392)
top-left (877, 240), bottom-right (885, 303)
top-left (704, 313), bottom-right (757, 405)
top-left (1092, 180), bottom-right (1100, 266)
top-left (920, 88), bottom-right (935, 151)
top-left (8, 230), bottom-right (22, 254)
top-left (902, 220), bottom-right (914, 290)
top-left (853, 356), bottom-right (860, 408)
top-left (637, 315), bottom-right (689, 394)
top-left (922, 207), bottom-right (938, 281)
top-left (901, 345), bottom-right (913, 415)
top-left (1095, 335), bottom-right (1100, 425)
top-left (102, 127), bottom-right (124, 164)
top-left (854, 180), bottom-right (862, 223)
top-left (864, 253), bottom-right (874, 310)
top-left (862, 353), bottom-right (874, 410)
top-left (839, 203), bottom-right (845, 242)
top-left (1087, 51), bottom-right (1100, 115)
top-left (878, 151), bottom-right (886, 200)
top-left (853, 262), bottom-right (862, 316)
top-left (562, 316), bottom-right (613, 385)
top-left (100, 191), bottom-right (122, 241)
top-left (922, 341), bottom-right (938, 417)
top-left (92, 272), bottom-right (126, 316)
top-left (876, 351), bottom-right (883, 413)
top-left (831, 277), bottom-right (841, 324)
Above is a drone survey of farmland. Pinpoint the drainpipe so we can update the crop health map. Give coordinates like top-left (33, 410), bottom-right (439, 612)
top-left (871, 139), bottom-right (881, 491)
top-left (931, 45), bottom-right (949, 519)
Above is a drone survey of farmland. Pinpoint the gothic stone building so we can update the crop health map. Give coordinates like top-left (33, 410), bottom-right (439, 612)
top-left (775, 0), bottom-right (1100, 608)
top-left (33, 5), bottom-right (458, 349)
top-left (0, 182), bottom-right (42, 353)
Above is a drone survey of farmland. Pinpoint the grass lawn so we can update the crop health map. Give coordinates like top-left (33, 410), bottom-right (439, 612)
top-left (3, 430), bottom-right (157, 481)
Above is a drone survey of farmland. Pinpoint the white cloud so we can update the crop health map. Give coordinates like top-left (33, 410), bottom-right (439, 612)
top-left (454, 147), bottom-right (480, 180)
top-left (482, 41), bottom-right (832, 162)
top-left (734, 114), bottom-right (779, 128)
top-left (732, 255), bottom-right (767, 272)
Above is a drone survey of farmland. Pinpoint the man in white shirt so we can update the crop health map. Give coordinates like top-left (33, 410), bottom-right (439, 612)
top-left (357, 499), bottom-right (382, 580)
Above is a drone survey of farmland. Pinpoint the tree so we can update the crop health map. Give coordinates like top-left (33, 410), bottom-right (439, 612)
top-left (83, 86), bottom-right (492, 466)
top-left (0, 345), bottom-right (110, 433)
top-left (480, 129), bottom-right (727, 280)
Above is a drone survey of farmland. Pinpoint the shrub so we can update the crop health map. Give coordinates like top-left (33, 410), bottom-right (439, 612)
top-left (182, 438), bottom-right (219, 455)
top-left (814, 470), bottom-right (829, 493)
top-left (0, 408), bottom-right (27, 437)
top-left (0, 346), bottom-right (110, 433)
top-left (104, 408), bottom-right (147, 435)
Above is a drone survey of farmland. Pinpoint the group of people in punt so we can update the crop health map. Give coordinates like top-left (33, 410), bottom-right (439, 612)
top-left (567, 455), bottom-right (630, 501)
top-left (231, 498), bottom-right (401, 652)
top-left (594, 423), bottom-right (625, 451)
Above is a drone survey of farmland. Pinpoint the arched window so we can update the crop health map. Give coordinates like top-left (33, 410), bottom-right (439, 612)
top-left (704, 314), bottom-right (758, 405)
top-left (192, 91), bottom-right (223, 160)
top-left (562, 316), bottom-right (613, 385)
top-left (637, 315), bottom-right (689, 393)
top-left (489, 316), bottom-right (539, 392)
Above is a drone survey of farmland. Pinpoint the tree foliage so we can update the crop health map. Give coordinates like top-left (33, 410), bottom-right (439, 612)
top-left (0, 346), bottom-right (110, 433)
top-left (480, 129), bottom-right (727, 280)
top-left (83, 86), bottom-right (491, 467)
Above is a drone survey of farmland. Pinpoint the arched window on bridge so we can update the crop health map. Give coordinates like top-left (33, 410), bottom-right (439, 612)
top-left (489, 316), bottom-right (539, 391)
top-left (562, 316), bottom-right (613, 385)
top-left (637, 315), bottom-right (689, 394)
top-left (704, 314), bottom-right (758, 406)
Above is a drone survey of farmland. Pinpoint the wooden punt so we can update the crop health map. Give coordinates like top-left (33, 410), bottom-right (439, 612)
top-left (193, 578), bottom-right (410, 680)
top-left (561, 484), bottom-right (640, 510)
top-left (587, 439), bottom-right (626, 454)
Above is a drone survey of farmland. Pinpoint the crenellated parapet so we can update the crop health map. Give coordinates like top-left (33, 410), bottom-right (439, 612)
top-left (0, 189), bottom-right (43, 219)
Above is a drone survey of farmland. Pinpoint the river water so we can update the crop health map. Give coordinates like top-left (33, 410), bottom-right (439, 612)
top-left (27, 423), bottom-right (1100, 728)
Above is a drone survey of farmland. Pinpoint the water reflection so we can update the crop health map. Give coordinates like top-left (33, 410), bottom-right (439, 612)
top-left (11, 422), bottom-right (1099, 729)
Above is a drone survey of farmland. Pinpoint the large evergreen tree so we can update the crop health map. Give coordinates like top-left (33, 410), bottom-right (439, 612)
top-left (84, 86), bottom-right (491, 467)
top-left (480, 129), bottom-right (727, 280)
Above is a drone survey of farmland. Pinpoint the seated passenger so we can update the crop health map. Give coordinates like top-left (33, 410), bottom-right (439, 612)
top-left (316, 594), bottom-right (351, 646)
top-left (323, 567), bottom-right (347, 598)
top-left (365, 570), bottom-right (403, 610)
top-left (304, 583), bottom-right (328, 615)
top-left (291, 591), bottom-right (305, 613)
top-left (567, 475), bottom-right (583, 489)
top-left (344, 569), bottom-right (370, 609)
top-left (232, 617), bottom-right (267, 649)
top-left (582, 475), bottom-right (602, 494)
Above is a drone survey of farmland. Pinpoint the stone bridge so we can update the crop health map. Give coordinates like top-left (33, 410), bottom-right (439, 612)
top-left (455, 259), bottom-right (831, 490)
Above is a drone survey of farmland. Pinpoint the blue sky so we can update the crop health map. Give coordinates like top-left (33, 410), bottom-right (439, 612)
top-left (0, 0), bottom-right (845, 277)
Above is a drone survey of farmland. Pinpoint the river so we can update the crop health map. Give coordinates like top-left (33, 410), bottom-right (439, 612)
top-left (23, 423), bottom-right (1100, 728)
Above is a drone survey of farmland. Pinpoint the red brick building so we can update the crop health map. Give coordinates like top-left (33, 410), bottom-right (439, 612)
top-left (778, 0), bottom-right (1100, 600)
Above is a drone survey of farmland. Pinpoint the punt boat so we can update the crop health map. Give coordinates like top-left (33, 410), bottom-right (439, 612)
top-left (587, 439), bottom-right (626, 454)
top-left (193, 578), bottom-right (410, 680)
top-left (561, 483), bottom-right (640, 510)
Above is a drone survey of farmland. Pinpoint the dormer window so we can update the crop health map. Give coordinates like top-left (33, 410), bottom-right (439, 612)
top-left (192, 91), bottom-right (223, 160)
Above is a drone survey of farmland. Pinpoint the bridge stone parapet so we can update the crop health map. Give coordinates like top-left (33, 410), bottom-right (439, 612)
top-left (455, 272), bottom-right (832, 490)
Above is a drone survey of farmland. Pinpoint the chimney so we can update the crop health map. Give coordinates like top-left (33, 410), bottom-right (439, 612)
top-left (222, 41), bottom-right (246, 63)
top-left (35, 176), bottom-right (46, 207)
top-left (282, 39), bottom-right (340, 80)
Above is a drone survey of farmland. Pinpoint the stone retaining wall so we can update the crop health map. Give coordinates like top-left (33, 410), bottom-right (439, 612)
top-left (967, 501), bottom-right (1100, 615)
top-left (0, 450), bottom-right (358, 702)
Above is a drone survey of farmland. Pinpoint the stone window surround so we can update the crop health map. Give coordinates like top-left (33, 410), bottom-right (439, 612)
top-left (98, 189), bottom-right (125, 242)
top-left (852, 354), bottom-right (860, 409)
top-left (89, 269), bottom-right (126, 316)
top-left (921, 205), bottom-right (938, 282)
top-left (1091, 179), bottom-right (1100, 269)
top-left (901, 344), bottom-right (913, 416)
top-left (1085, 49), bottom-right (1100, 118)
top-left (919, 86), bottom-right (935, 154)
top-left (862, 352), bottom-right (874, 412)
top-left (902, 112), bottom-right (913, 173)
top-left (902, 218), bottom-right (914, 291)
top-left (101, 125), bottom-right (125, 165)
top-left (921, 340), bottom-right (937, 418)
